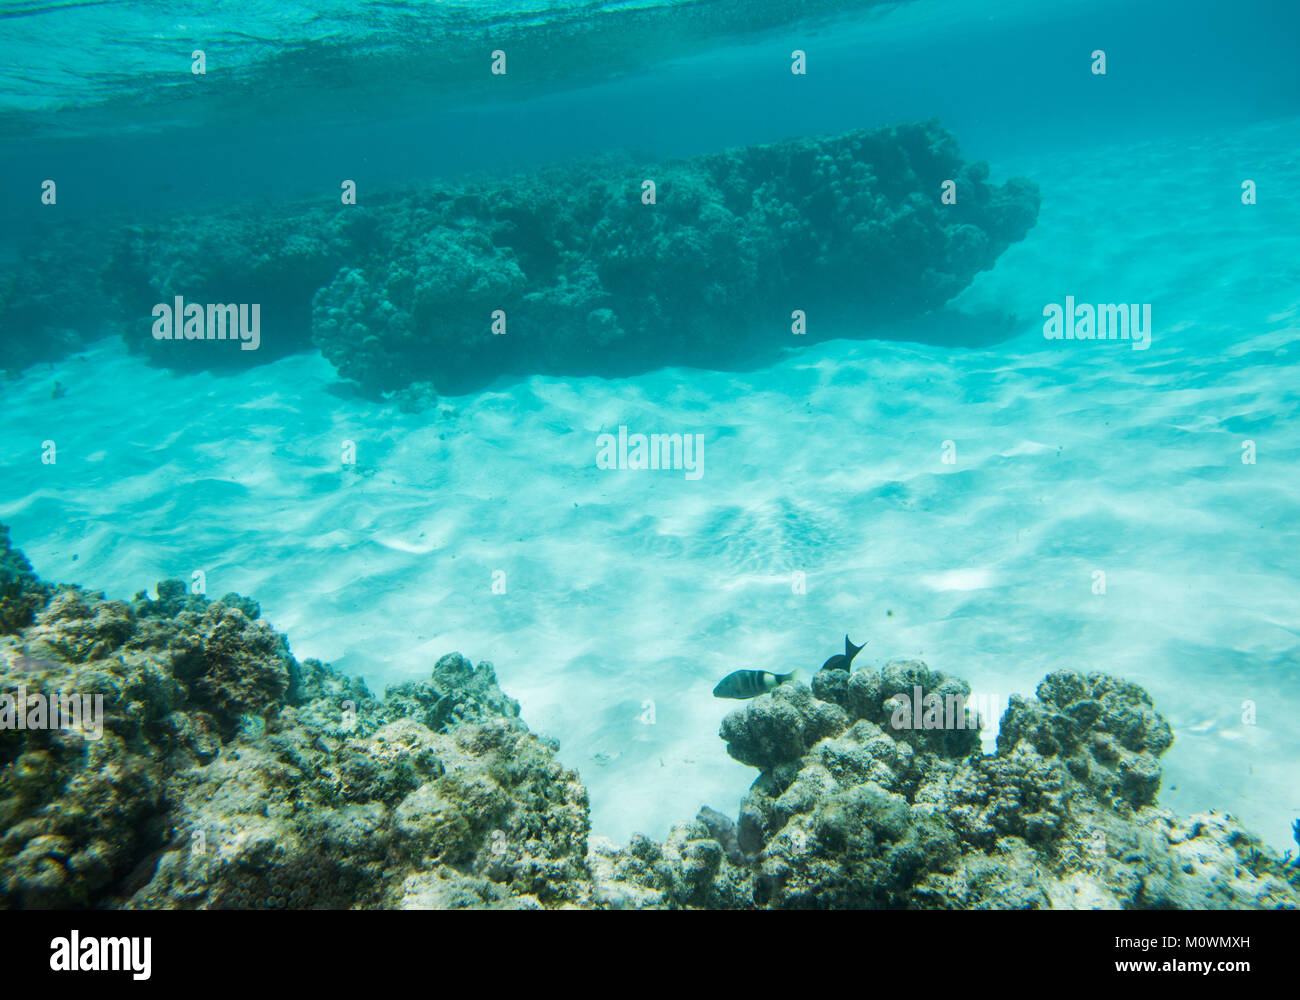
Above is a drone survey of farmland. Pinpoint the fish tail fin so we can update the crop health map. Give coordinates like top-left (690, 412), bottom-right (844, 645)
top-left (845, 635), bottom-right (866, 664)
top-left (778, 669), bottom-right (800, 685)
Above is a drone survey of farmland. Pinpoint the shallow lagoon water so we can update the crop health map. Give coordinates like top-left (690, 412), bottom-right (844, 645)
top-left (1, 0), bottom-right (1298, 860)
top-left (4, 110), bottom-right (1298, 848)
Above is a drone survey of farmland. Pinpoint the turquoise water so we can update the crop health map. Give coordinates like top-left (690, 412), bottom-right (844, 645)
top-left (2, 0), bottom-right (1299, 854)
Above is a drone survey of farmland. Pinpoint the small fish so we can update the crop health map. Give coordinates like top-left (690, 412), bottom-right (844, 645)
top-left (712, 669), bottom-right (798, 700)
top-left (820, 635), bottom-right (866, 672)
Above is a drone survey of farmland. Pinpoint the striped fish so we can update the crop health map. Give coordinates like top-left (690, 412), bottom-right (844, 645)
top-left (712, 669), bottom-right (798, 700)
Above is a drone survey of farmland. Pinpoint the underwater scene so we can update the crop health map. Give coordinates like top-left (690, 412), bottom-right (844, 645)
top-left (1, 0), bottom-right (1299, 916)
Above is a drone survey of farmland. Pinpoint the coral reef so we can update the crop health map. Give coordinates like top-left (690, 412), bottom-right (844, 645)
top-left (309, 121), bottom-right (1040, 393)
top-left (0, 525), bottom-right (50, 635)
top-left (598, 666), bottom-right (1299, 909)
top-left (0, 529), bottom-right (586, 909)
top-left (0, 121), bottom-right (1038, 393)
top-left (101, 208), bottom-right (361, 368)
top-left (2, 523), bottom-right (1294, 910)
top-left (0, 224), bottom-right (109, 374)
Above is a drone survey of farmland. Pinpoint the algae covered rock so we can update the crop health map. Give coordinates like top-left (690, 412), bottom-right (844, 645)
top-left (719, 683), bottom-right (848, 771)
top-left (595, 659), bottom-right (1300, 910)
top-left (102, 209), bottom-right (353, 367)
top-left (0, 525), bottom-right (51, 635)
top-left (0, 121), bottom-right (1039, 392)
top-left (310, 120), bottom-right (1040, 394)
top-left (0, 224), bottom-right (108, 373)
top-left (588, 808), bottom-right (752, 910)
top-left (0, 525), bottom-right (593, 910)
top-left (2, 522), bottom-right (1295, 911)
top-left (814, 656), bottom-right (982, 757)
top-left (378, 652), bottom-right (522, 733)
top-left (996, 670), bottom-right (1173, 810)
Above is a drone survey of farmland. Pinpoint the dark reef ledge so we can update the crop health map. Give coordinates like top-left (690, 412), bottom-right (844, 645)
top-left (1, 121), bottom-right (1038, 394)
top-left (2, 523), bottom-right (1296, 910)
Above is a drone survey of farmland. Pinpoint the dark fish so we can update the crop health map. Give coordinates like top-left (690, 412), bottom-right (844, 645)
top-left (820, 634), bottom-right (866, 672)
top-left (712, 668), bottom-right (798, 700)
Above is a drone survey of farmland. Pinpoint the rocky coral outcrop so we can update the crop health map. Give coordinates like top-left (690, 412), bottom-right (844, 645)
top-left (0, 225), bottom-right (110, 373)
top-left (101, 209), bottom-right (359, 368)
top-left (0, 121), bottom-right (1038, 393)
top-left (2, 524), bottom-right (1295, 910)
top-left (0, 526), bottom-right (50, 635)
top-left (596, 666), bottom-right (1300, 910)
top-left (0, 528), bottom-right (589, 909)
top-left (310, 121), bottom-right (1040, 394)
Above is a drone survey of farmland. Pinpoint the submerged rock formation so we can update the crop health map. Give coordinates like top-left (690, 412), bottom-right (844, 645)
top-left (1, 121), bottom-right (1037, 392)
top-left (0, 526), bottom-right (50, 635)
top-left (0, 527), bottom-right (587, 909)
top-left (1, 523), bottom-right (1294, 909)
top-left (595, 664), bottom-right (1299, 909)
top-left (0, 232), bottom-right (109, 373)
top-left (310, 121), bottom-right (1039, 393)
